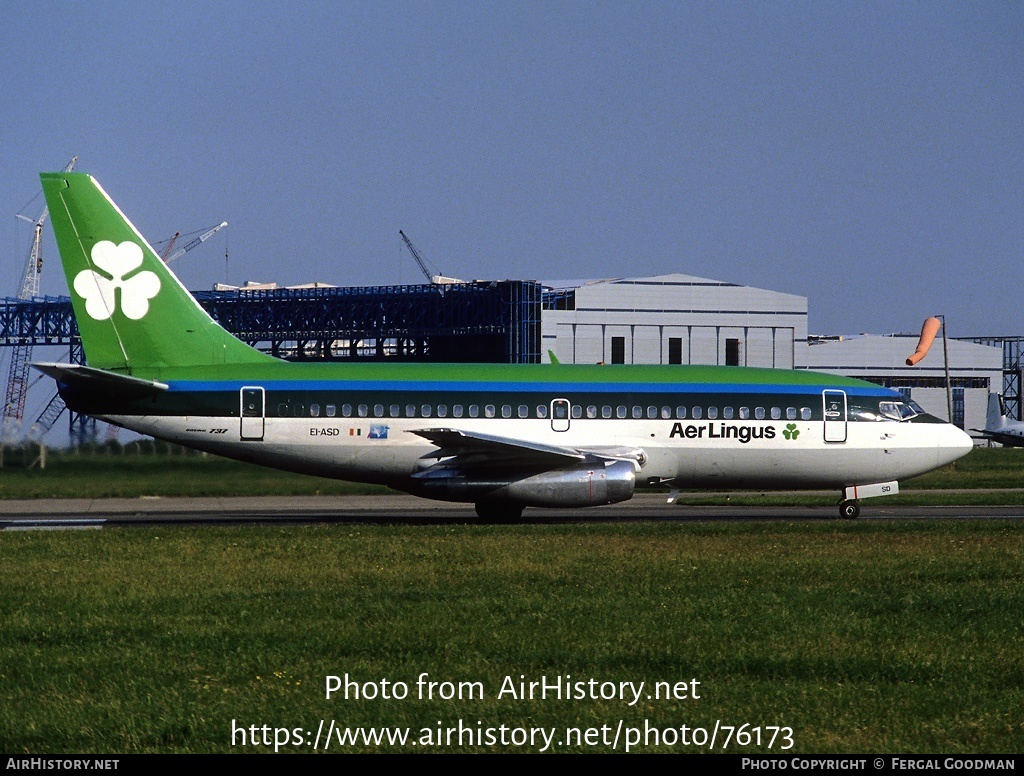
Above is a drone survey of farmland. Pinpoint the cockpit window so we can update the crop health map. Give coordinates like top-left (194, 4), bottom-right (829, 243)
top-left (877, 400), bottom-right (923, 421)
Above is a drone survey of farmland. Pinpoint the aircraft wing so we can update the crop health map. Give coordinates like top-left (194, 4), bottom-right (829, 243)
top-left (971, 428), bottom-right (1024, 448)
top-left (409, 427), bottom-right (588, 469)
top-left (409, 427), bottom-right (646, 470)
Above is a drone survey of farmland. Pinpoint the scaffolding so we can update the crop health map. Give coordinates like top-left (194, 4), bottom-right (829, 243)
top-left (193, 280), bottom-right (542, 364)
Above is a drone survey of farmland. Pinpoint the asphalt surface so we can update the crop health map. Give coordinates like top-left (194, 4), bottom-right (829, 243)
top-left (2, 492), bottom-right (1023, 527)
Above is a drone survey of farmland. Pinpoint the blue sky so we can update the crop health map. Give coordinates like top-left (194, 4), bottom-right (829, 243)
top-left (2, 1), bottom-right (1021, 338)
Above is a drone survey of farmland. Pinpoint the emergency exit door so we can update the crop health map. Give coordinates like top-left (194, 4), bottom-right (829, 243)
top-left (240, 386), bottom-right (265, 441)
top-left (822, 390), bottom-right (847, 443)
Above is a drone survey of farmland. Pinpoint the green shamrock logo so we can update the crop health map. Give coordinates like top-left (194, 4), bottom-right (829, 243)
top-left (783, 423), bottom-right (800, 440)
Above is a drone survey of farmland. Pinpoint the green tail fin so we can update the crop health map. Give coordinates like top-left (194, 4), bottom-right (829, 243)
top-left (41, 172), bottom-right (271, 372)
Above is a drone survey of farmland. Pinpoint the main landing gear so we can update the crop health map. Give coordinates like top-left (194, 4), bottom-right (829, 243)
top-left (839, 499), bottom-right (861, 519)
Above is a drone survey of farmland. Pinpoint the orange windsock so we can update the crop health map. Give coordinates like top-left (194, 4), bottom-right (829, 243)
top-left (906, 317), bottom-right (941, 365)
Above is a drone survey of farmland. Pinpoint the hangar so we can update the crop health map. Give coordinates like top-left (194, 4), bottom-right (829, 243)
top-left (540, 273), bottom-right (806, 369)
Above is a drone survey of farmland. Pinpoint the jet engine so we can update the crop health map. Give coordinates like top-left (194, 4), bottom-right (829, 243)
top-left (411, 458), bottom-right (636, 508)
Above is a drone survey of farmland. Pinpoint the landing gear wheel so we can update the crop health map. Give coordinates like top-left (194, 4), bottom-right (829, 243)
top-left (474, 502), bottom-right (524, 522)
top-left (839, 499), bottom-right (861, 520)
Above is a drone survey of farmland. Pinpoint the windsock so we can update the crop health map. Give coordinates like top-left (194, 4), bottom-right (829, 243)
top-left (906, 317), bottom-right (941, 365)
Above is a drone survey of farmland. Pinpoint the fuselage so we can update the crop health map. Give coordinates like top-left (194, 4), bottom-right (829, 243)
top-left (61, 360), bottom-right (973, 494)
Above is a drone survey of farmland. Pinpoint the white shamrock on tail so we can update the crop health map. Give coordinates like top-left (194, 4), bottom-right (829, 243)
top-left (73, 241), bottom-right (161, 320)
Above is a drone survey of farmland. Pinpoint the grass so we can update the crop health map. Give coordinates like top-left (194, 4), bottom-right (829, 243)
top-left (0, 448), bottom-right (390, 499)
top-left (1, 520), bottom-right (1021, 753)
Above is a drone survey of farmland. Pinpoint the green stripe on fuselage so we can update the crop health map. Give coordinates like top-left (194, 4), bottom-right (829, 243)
top-left (137, 361), bottom-right (886, 391)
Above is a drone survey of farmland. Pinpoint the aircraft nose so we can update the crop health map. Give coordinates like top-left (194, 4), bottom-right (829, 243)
top-left (937, 424), bottom-right (974, 466)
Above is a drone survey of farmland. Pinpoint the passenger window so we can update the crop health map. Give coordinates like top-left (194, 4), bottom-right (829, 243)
top-left (801, 407), bottom-right (812, 420)
top-left (453, 405), bottom-right (464, 418)
top-left (437, 405), bottom-right (448, 418)
top-left (357, 404), bottom-right (368, 417)
top-left (587, 405), bottom-right (598, 419)
top-left (676, 406), bottom-right (686, 419)
top-left (787, 407), bottom-right (797, 420)
top-left (406, 404), bottom-right (417, 417)
top-left (469, 405), bottom-right (480, 418)
top-left (617, 406), bottom-right (627, 419)
top-left (518, 405), bottom-right (529, 418)
top-left (373, 404), bottom-right (384, 417)
top-left (771, 407), bottom-right (781, 420)
top-left (501, 405), bottom-right (512, 418)
top-left (571, 404), bottom-right (582, 419)
top-left (389, 404), bottom-right (400, 417)
top-left (661, 406), bottom-right (671, 419)
top-left (342, 404), bottom-right (352, 417)
top-left (631, 406), bottom-right (642, 419)
top-left (755, 407), bottom-right (765, 420)
top-left (326, 404), bottom-right (336, 418)
top-left (310, 403), bottom-right (321, 417)
top-left (602, 406), bottom-right (612, 419)
top-left (707, 406), bottom-right (719, 419)
top-left (277, 403), bottom-right (288, 416)
top-left (647, 406), bottom-right (658, 419)
top-left (692, 406), bottom-right (703, 419)
top-left (536, 405), bottom-right (548, 419)
top-left (421, 405), bottom-right (432, 418)
top-left (485, 405), bottom-right (496, 418)
top-left (723, 406), bottom-right (734, 419)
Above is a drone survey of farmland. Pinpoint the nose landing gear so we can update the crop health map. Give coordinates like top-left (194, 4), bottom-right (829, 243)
top-left (839, 499), bottom-right (861, 519)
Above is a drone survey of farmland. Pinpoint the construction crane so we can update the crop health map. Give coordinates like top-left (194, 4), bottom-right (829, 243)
top-left (2, 156), bottom-right (77, 442)
top-left (399, 230), bottom-right (464, 285)
top-left (165, 221), bottom-right (227, 264)
top-left (399, 229), bottom-right (436, 284)
top-left (159, 232), bottom-right (181, 260)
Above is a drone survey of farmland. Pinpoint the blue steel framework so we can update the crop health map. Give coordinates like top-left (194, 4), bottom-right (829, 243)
top-left (1, 281), bottom-right (542, 440)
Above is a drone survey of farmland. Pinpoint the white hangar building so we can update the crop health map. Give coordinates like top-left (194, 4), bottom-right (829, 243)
top-left (541, 274), bottom-right (807, 369)
top-left (540, 273), bottom-right (1001, 434)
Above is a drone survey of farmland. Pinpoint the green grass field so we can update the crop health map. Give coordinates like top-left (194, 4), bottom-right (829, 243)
top-left (1, 520), bottom-right (1021, 753)
top-left (0, 446), bottom-right (390, 499)
top-left (1, 446), bottom-right (1022, 753)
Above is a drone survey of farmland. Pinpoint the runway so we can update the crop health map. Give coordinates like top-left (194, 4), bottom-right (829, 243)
top-left (2, 492), bottom-right (1023, 528)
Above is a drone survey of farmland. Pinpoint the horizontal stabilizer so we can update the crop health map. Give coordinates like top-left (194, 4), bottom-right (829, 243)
top-left (31, 362), bottom-right (168, 399)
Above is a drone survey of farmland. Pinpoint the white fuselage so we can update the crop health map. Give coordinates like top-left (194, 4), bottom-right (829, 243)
top-left (102, 410), bottom-right (973, 492)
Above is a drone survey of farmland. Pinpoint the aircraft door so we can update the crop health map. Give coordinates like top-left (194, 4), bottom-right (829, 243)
top-left (822, 390), bottom-right (847, 443)
top-left (240, 386), bottom-right (265, 441)
top-left (551, 398), bottom-right (570, 432)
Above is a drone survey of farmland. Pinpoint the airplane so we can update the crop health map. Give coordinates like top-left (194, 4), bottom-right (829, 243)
top-left (972, 393), bottom-right (1024, 447)
top-left (34, 171), bottom-right (973, 520)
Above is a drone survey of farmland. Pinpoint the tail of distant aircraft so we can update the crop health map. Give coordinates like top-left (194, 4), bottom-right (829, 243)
top-left (986, 392), bottom-right (1006, 430)
top-left (40, 172), bottom-right (270, 372)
